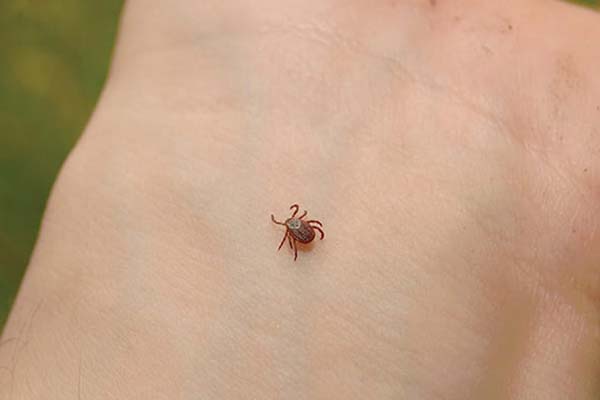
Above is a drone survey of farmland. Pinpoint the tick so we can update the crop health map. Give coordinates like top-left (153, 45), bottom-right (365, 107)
top-left (271, 204), bottom-right (325, 261)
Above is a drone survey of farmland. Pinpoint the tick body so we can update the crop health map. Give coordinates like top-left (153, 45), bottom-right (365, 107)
top-left (271, 204), bottom-right (324, 261)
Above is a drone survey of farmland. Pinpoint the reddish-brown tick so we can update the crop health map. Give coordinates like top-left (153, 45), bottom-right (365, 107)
top-left (271, 204), bottom-right (325, 261)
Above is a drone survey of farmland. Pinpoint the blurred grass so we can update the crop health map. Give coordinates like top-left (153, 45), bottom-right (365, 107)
top-left (0, 1), bottom-right (123, 329)
top-left (0, 0), bottom-right (599, 330)
top-left (575, 0), bottom-right (600, 6)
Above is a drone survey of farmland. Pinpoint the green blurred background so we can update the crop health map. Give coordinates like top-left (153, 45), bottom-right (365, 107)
top-left (0, 1), bottom-right (598, 330)
top-left (0, 1), bottom-right (124, 328)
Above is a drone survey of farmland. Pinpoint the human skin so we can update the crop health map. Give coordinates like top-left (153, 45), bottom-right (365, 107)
top-left (1, 0), bottom-right (600, 398)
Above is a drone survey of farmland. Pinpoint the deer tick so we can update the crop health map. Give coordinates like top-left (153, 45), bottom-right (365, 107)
top-left (271, 204), bottom-right (325, 261)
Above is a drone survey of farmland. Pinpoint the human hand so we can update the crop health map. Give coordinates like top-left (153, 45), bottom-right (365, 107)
top-left (2, 1), bottom-right (599, 398)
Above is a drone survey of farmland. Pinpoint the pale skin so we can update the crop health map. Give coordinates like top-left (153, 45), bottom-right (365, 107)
top-left (1, 0), bottom-right (600, 398)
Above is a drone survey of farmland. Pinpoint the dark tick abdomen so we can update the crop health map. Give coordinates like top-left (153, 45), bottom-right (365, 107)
top-left (291, 221), bottom-right (316, 243)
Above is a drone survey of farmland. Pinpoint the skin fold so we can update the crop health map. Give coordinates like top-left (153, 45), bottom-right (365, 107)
top-left (1, 0), bottom-right (599, 398)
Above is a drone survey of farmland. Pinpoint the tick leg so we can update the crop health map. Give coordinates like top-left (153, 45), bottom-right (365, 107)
top-left (293, 239), bottom-right (298, 261)
top-left (298, 210), bottom-right (308, 219)
top-left (307, 220), bottom-right (322, 226)
top-left (313, 226), bottom-right (325, 240)
top-left (290, 204), bottom-right (300, 218)
top-left (287, 234), bottom-right (293, 249)
top-left (271, 214), bottom-right (286, 225)
top-left (277, 231), bottom-right (288, 251)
